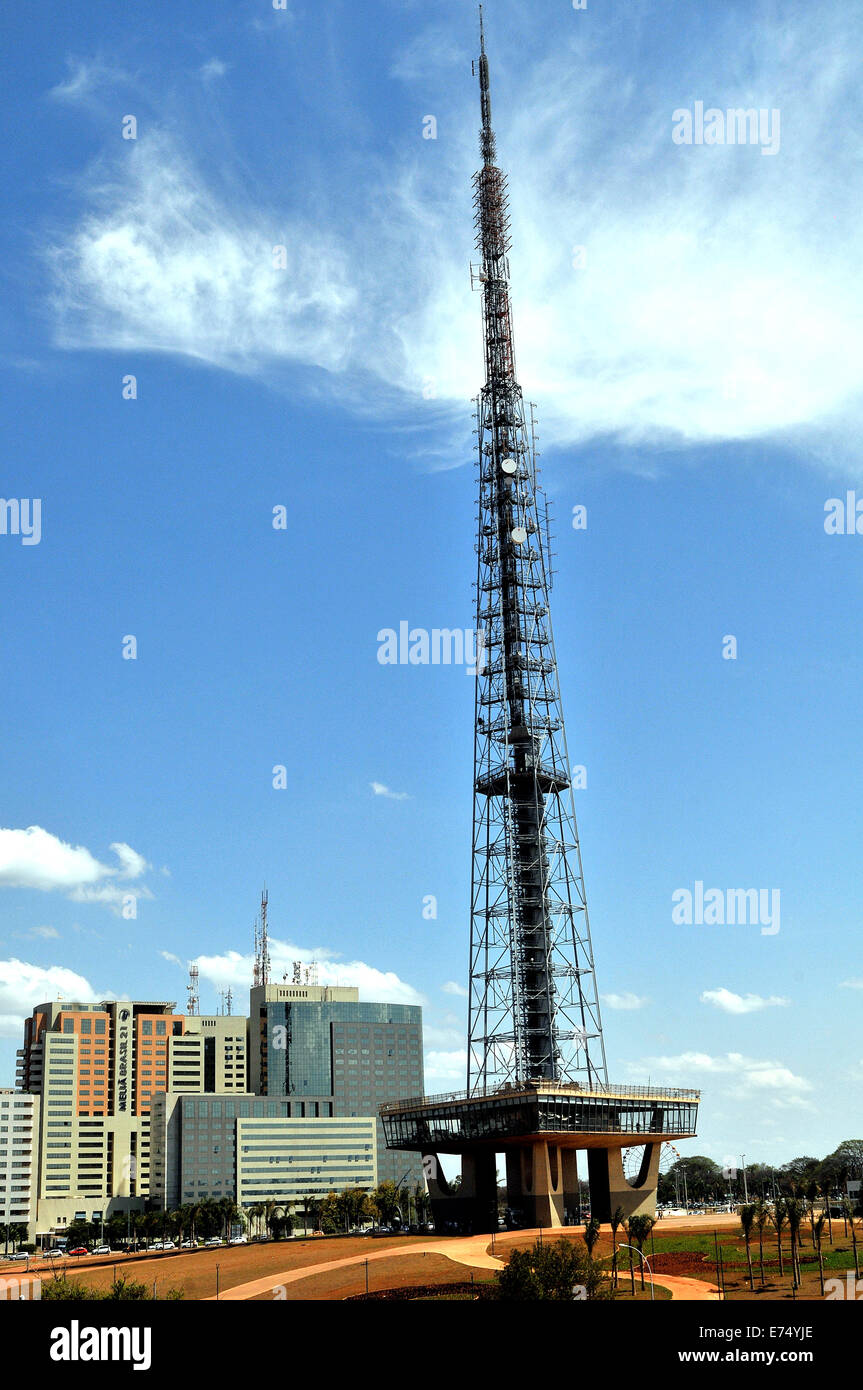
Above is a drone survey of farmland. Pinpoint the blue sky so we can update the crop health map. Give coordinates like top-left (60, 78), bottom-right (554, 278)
top-left (0, 0), bottom-right (861, 1172)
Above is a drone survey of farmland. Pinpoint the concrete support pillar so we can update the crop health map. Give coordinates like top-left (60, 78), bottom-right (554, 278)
top-left (561, 1147), bottom-right (580, 1224)
top-left (506, 1141), bottom-right (566, 1228)
top-left (422, 1147), bottom-right (498, 1234)
top-left (587, 1143), bottom-right (661, 1223)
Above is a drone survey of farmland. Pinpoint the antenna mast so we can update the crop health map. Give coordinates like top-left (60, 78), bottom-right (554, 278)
top-left (187, 961), bottom-right (199, 1016)
top-left (260, 887), bottom-right (271, 987)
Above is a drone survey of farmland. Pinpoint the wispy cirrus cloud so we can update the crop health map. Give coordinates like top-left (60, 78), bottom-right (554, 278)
top-left (44, 3), bottom-right (863, 463)
top-left (49, 56), bottom-right (128, 103)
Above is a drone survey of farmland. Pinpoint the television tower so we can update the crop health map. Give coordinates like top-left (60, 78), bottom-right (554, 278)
top-left (468, 4), bottom-right (607, 1092)
top-left (381, 11), bottom-right (698, 1231)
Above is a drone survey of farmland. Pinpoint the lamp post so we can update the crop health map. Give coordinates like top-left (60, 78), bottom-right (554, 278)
top-left (740, 1155), bottom-right (749, 1203)
top-left (618, 1243), bottom-right (655, 1301)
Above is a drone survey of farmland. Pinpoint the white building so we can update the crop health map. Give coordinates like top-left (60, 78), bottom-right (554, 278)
top-left (0, 1090), bottom-right (38, 1239)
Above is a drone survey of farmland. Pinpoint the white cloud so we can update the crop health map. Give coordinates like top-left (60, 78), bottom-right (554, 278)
top-left (29, 925), bottom-right (59, 940)
top-left (602, 991), bottom-right (648, 1010)
top-left (370, 782), bottom-right (410, 801)
top-left (46, 8), bottom-right (863, 464)
top-left (0, 826), bottom-right (152, 915)
top-left (632, 1050), bottom-right (813, 1104)
top-left (160, 951), bottom-right (183, 968)
top-left (195, 938), bottom-right (424, 1006)
top-left (442, 980), bottom-right (468, 997)
top-left (423, 1048), bottom-right (467, 1090)
top-left (701, 987), bottom-right (790, 1014)
top-left (49, 133), bottom-right (358, 376)
top-left (199, 59), bottom-right (229, 82)
top-left (0, 959), bottom-right (109, 1039)
top-left (840, 978), bottom-right (863, 990)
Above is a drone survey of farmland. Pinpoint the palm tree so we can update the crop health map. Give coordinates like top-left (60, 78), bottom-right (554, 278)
top-left (623, 1218), bottom-right (636, 1294)
top-left (739, 1203), bottom-right (756, 1290)
top-left (628, 1214), bottom-right (656, 1291)
top-left (188, 1201), bottom-right (204, 1245)
top-left (247, 1203), bottom-right (264, 1240)
top-left (609, 1206), bottom-right (624, 1288)
top-left (805, 1181), bottom-right (820, 1249)
top-left (812, 1214), bottom-right (826, 1296)
top-left (772, 1196), bottom-right (787, 1278)
top-left (786, 1197), bottom-right (804, 1289)
top-left (842, 1197), bottom-right (860, 1280)
top-left (753, 1201), bottom-right (769, 1286)
top-left (265, 1200), bottom-right (284, 1240)
top-left (583, 1216), bottom-right (601, 1258)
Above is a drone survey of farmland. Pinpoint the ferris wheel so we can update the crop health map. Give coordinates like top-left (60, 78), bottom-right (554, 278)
top-left (623, 1140), bottom-right (682, 1182)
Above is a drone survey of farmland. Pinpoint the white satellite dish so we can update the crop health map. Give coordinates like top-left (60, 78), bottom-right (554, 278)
top-left (511, 526), bottom-right (527, 545)
top-left (501, 457), bottom-right (517, 474)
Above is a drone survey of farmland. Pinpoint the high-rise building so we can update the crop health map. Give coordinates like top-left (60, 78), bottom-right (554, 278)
top-left (249, 984), bottom-right (424, 1186)
top-left (0, 1090), bottom-right (38, 1236)
top-left (16, 998), bottom-right (249, 1235)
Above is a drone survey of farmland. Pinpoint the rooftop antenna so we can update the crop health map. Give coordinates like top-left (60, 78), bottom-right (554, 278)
top-left (186, 962), bottom-right (199, 1016)
top-left (252, 915), bottom-right (261, 988)
top-left (260, 886), bottom-right (271, 987)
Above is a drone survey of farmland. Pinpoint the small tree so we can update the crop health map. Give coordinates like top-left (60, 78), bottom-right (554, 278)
top-left (583, 1216), bottom-right (601, 1258)
top-left (753, 1200), bottom-right (769, 1286)
top-left (812, 1214), bottom-right (826, 1297)
top-left (739, 1203), bottom-right (756, 1291)
top-left (609, 1206), bottom-right (624, 1288)
top-left (772, 1197), bottom-right (787, 1278)
top-left (842, 1197), bottom-right (860, 1280)
top-left (786, 1197), bottom-right (804, 1289)
top-left (628, 1214), bottom-right (656, 1291)
top-left (496, 1237), bottom-right (613, 1301)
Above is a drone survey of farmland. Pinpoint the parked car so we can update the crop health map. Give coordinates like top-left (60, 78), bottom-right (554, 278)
top-left (45, 1249), bottom-right (66, 1259)
top-left (228, 1235), bottom-right (247, 1246)
top-left (92, 1245), bottom-right (111, 1255)
top-left (203, 1237), bottom-right (223, 1248)
top-left (68, 1247), bottom-right (89, 1257)
top-left (181, 1240), bottom-right (199, 1249)
top-left (160, 1241), bottom-right (177, 1250)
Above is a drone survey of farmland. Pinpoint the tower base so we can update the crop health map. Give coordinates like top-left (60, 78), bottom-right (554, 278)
top-left (383, 1081), bottom-right (698, 1234)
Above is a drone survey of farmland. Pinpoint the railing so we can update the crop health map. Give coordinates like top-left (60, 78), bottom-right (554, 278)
top-left (380, 1080), bottom-right (701, 1114)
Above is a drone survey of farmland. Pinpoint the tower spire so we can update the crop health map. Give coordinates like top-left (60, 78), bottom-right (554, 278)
top-left (468, 13), bottom-right (607, 1093)
top-left (478, 4), bottom-right (496, 166)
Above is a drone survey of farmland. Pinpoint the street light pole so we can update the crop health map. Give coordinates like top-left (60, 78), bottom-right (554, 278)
top-left (741, 1155), bottom-right (749, 1203)
top-left (618, 1243), bottom-right (655, 1301)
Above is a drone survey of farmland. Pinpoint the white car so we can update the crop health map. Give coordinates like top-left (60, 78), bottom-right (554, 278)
top-left (93, 1245), bottom-right (111, 1255)
top-left (228, 1235), bottom-right (248, 1246)
top-left (181, 1240), bottom-right (199, 1249)
top-left (160, 1241), bottom-right (176, 1250)
top-left (203, 1237), bottom-right (223, 1248)
top-left (149, 1241), bottom-right (164, 1251)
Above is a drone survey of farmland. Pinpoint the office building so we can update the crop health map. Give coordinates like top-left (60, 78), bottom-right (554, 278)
top-left (0, 1090), bottom-right (38, 1235)
top-left (149, 1092), bottom-right (376, 1211)
top-left (249, 983), bottom-right (424, 1184)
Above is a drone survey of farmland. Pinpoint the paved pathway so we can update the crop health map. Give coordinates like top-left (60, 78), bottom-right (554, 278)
top-left (208, 1232), bottom-right (721, 1302)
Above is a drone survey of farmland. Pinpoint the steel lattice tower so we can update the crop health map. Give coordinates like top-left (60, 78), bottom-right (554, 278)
top-left (468, 8), bottom-right (608, 1094)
